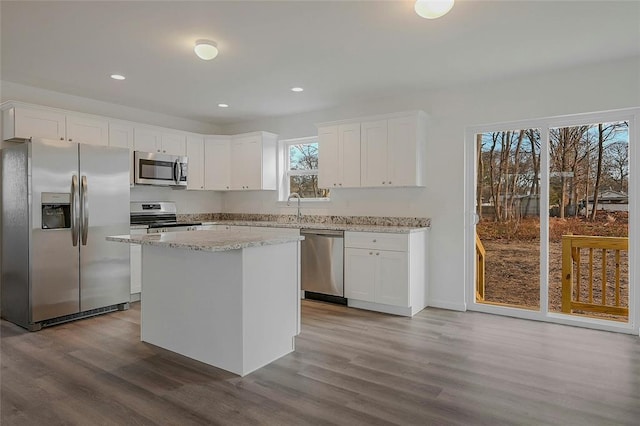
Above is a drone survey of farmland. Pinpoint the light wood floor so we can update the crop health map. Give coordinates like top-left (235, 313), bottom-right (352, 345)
top-left (2, 300), bottom-right (639, 425)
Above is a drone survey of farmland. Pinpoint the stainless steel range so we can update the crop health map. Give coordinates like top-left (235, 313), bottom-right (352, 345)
top-left (130, 201), bottom-right (201, 233)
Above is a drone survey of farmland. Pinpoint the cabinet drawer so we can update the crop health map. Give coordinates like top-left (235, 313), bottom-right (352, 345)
top-left (345, 231), bottom-right (408, 251)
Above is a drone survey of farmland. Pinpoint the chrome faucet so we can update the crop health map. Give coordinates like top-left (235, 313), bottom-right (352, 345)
top-left (287, 192), bottom-right (302, 222)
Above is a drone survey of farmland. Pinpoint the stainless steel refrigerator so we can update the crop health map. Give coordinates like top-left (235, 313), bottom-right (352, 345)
top-left (1, 138), bottom-right (130, 331)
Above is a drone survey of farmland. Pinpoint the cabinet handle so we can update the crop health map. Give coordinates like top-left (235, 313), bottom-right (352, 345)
top-left (373, 239), bottom-right (377, 242)
top-left (339, 183), bottom-right (342, 186)
top-left (163, 150), bottom-right (166, 153)
top-left (382, 181), bottom-right (386, 184)
top-left (68, 138), bottom-right (73, 142)
top-left (60, 137), bottom-right (64, 140)
top-left (376, 252), bottom-right (380, 256)
top-left (333, 183), bottom-right (336, 186)
top-left (388, 181), bottom-right (392, 184)
top-left (369, 252), bottom-right (373, 255)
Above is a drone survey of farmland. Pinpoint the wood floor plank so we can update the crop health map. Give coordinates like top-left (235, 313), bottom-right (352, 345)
top-left (2, 300), bottom-right (639, 425)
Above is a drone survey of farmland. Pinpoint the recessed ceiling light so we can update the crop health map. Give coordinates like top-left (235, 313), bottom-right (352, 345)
top-left (194, 39), bottom-right (219, 60)
top-left (110, 74), bottom-right (125, 80)
top-left (291, 87), bottom-right (304, 92)
top-left (218, 103), bottom-right (229, 108)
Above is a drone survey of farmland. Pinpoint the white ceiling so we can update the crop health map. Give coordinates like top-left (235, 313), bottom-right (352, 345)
top-left (2, 1), bottom-right (639, 126)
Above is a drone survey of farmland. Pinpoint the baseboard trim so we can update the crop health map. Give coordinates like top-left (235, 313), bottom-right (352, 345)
top-left (428, 299), bottom-right (467, 312)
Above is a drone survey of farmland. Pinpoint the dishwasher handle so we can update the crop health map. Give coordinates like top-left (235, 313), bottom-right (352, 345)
top-left (300, 229), bottom-right (344, 237)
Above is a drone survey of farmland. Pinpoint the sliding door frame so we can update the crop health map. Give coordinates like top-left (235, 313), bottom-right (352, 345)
top-left (464, 108), bottom-right (640, 335)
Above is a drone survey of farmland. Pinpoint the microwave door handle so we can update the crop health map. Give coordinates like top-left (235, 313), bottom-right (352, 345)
top-left (81, 175), bottom-right (89, 245)
top-left (71, 175), bottom-right (79, 246)
top-left (173, 160), bottom-right (180, 185)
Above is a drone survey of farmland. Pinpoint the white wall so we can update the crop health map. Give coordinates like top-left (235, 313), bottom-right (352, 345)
top-left (0, 80), bottom-right (221, 134)
top-left (131, 186), bottom-right (222, 214)
top-left (220, 56), bottom-right (640, 311)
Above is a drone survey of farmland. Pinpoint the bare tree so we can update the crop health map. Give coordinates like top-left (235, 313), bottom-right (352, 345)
top-left (604, 140), bottom-right (629, 193)
top-left (590, 122), bottom-right (623, 220)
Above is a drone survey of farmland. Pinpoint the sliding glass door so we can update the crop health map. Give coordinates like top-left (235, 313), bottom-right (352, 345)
top-left (467, 109), bottom-right (637, 333)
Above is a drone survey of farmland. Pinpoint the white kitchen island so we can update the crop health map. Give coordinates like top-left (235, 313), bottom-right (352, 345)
top-left (107, 230), bottom-right (303, 376)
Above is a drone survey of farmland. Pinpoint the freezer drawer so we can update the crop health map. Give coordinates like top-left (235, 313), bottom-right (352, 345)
top-left (300, 229), bottom-right (344, 297)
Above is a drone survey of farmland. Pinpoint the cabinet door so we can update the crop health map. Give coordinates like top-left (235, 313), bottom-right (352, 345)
top-left (109, 123), bottom-right (134, 149)
top-left (230, 136), bottom-right (261, 190)
top-left (339, 123), bottom-right (361, 188)
top-left (129, 228), bottom-right (147, 295)
top-left (375, 250), bottom-right (409, 307)
top-left (109, 123), bottom-right (135, 185)
top-left (204, 136), bottom-right (231, 190)
top-left (243, 137), bottom-right (262, 189)
top-left (360, 119), bottom-right (388, 187)
top-left (134, 128), bottom-right (161, 153)
top-left (186, 135), bottom-right (204, 190)
top-left (318, 125), bottom-right (339, 189)
top-left (230, 138), bottom-right (245, 190)
top-left (66, 115), bottom-right (109, 146)
top-left (387, 115), bottom-right (418, 187)
top-left (14, 107), bottom-right (66, 140)
top-left (344, 248), bottom-right (376, 302)
top-left (161, 133), bottom-right (186, 156)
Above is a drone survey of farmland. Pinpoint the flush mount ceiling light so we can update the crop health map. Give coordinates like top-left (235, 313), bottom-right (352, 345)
top-left (218, 103), bottom-right (229, 108)
top-left (291, 87), bottom-right (304, 92)
top-left (110, 74), bottom-right (125, 80)
top-left (194, 39), bottom-right (218, 60)
top-left (414, 0), bottom-right (454, 19)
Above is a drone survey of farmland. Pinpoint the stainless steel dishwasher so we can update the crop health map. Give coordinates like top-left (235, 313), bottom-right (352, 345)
top-left (300, 229), bottom-right (346, 304)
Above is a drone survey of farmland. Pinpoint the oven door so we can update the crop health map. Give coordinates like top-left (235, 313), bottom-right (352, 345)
top-left (134, 151), bottom-right (188, 187)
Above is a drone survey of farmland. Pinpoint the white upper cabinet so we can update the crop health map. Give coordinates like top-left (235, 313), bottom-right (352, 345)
top-left (317, 111), bottom-right (426, 189)
top-left (4, 107), bottom-right (66, 141)
top-left (360, 119), bottom-right (388, 187)
top-left (134, 127), bottom-right (186, 156)
top-left (109, 122), bottom-right (134, 149)
top-left (3, 105), bottom-right (107, 146)
top-left (108, 122), bottom-right (135, 185)
top-left (133, 128), bottom-right (160, 153)
top-left (317, 125), bottom-right (339, 189)
top-left (204, 136), bottom-right (231, 190)
top-left (66, 114), bottom-right (109, 146)
top-left (387, 115), bottom-right (425, 187)
top-left (230, 132), bottom-right (277, 190)
top-left (317, 123), bottom-right (361, 189)
top-left (161, 132), bottom-right (187, 156)
top-left (1, 102), bottom-right (279, 192)
top-left (186, 135), bottom-right (205, 190)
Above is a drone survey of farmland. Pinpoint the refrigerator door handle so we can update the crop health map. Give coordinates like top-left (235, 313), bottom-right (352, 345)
top-left (71, 175), bottom-right (80, 246)
top-left (81, 175), bottom-right (89, 245)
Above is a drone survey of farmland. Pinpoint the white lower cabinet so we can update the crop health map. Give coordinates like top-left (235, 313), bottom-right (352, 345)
top-left (130, 228), bottom-right (147, 298)
top-left (344, 230), bottom-right (427, 316)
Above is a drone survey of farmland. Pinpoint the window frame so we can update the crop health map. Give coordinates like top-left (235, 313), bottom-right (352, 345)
top-left (277, 136), bottom-right (330, 203)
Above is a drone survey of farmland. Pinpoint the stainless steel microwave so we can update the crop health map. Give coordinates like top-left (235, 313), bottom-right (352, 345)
top-left (134, 151), bottom-right (188, 188)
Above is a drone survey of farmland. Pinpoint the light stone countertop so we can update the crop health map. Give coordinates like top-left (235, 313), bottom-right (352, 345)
top-left (202, 220), bottom-right (428, 233)
top-left (129, 224), bottom-right (148, 230)
top-left (107, 229), bottom-right (304, 252)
